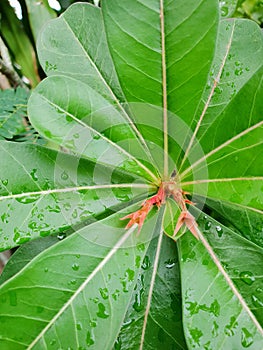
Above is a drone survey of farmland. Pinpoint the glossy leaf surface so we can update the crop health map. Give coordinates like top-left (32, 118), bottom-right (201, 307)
top-left (1, 0), bottom-right (262, 349)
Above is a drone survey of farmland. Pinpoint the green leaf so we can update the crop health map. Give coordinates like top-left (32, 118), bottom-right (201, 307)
top-left (178, 211), bottom-right (263, 349)
top-left (1, 0), bottom-right (263, 348)
top-left (24, 0), bottom-right (57, 41)
top-left (116, 233), bottom-right (187, 349)
top-left (0, 88), bottom-right (28, 140)
top-left (0, 208), bottom-right (160, 349)
top-left (0, 142), bottom-right (152, 251)
top-left (0, 236), bottom-right (59, 285)
top-left (219, 0), bottom-right (238, 17)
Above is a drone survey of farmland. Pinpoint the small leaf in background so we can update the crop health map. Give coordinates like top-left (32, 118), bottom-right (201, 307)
top-left (24, 0), bottom-right (57, 42)
top-left (0, 88), bottom-right (28, 139)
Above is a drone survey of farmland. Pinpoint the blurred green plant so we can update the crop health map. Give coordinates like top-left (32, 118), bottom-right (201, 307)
top-left (234, 0), bottom-right (263, 25)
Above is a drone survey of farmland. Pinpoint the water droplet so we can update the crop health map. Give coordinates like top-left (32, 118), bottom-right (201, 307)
top-left (96, 303), bottom-right (109, 319)
top-left (72, 263), bottom-right (79, 271)
top-left (224, 316), bottom-right (238, 336)
top-left (13, 228), bottom-right (31, 244)
top-left (235, 68), bottom-right (243, 76)
top-left (50, 339), bottom-right (56, 346)
top-left (120, 268), bottom-right (135, 293)
top-left (86, 331), bottom-right (95, 347)
top-left (235, 61), bottom-right (241, 67)
top-left (181, 250), bottom-right (196, 262)
top-left (136, 243), bottom-right (145, 251)
top-left (89, 319), bottom-right (97, 328)
top-left (214, 86), bottom-right (223, 94)
top-left (1, 179), bottom-right (8, 186)
top-left (30, 169), bottom-right (38, 181)
top-left (141, 256), bottom-right (150, 270)
top-left (61, 171), bottom-right (69, 180)
top-left (165, 258), bottom-right (177, 269)
top-left (215, 225), bottom-right (223, 237)
top-left (93, 134), bottom-right (101, 140)
top-left (114, 336), bottom-right (122, 350)
top-left (1, 212), bottom-right (10, 223)
top-left (70, 279), bottom-right (77, 285)
top-left (63, 202), bottom-right (71, 211)
top-left (112, 289), bottom-right (120, 301)
top-left (135, 255), bottom-right (141, 268)
top-left (133, 288), bottom-right (144, 312)
top-left (245, 67), bottom-right (250, 72)
top-left (72, 209), bottom-right (78, 219)
top-left (212, 321), bottom-right (219, 337)
top-left (44, 267), bottom-right (48, 273)
top-left (73, 133), bottom-right (79, 139)
top-left (205, 221), bottom-right (212, 230)
top-left (241, 328), bottom-right (253, 348)
top-left (239, 271), bottom-right (255, 285)
top-left (57, 233), bottom-right (66, 240)
top-left (251, 294), bottom-right (263, 308)
top-left (46, 205), bottom-right (61, 213)
top-left (75, 254), bottom-right (80, 259)
top-left (16, 195), bottom-right (40, 204)
top-left (76, 322), bottom-right (82, 330)
top-left (99, 288), bottom-right (109, 300)
top-left (221, 6), bottom-right (228, 17)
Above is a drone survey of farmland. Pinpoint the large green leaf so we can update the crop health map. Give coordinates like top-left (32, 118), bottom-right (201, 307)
top-left (0, 142), bottom-right (152, 251)
top-left (0, 207), bottom-right (161, 349)
top-left (1, 0), bottom-right (263, 348)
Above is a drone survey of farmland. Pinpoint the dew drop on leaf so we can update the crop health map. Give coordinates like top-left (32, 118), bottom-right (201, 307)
top-left (93, 134), bottom-right (101, 140)
top-left (86, 331), bottom-right (95, 347)
top-left (96, 303), bottom-right (109, 319)
top-left (241, 328), bottom-right (254, 348)
top-left (239, 271), bottom-right (255, 285)
top-left (16, 195), bottom-right (40, 204)
top-left (61, 171), bottom-right (69, 180)
top-left (72, 263), bottom-right (79, 271)
top-left (212, 321), bottom-right (219, 337)
top-left (30, 168), bottom-right (38, 181)
top-left (215, 225), bottom-right (223, 237)
top-left (136, 243), bottom-right (145, 251)
top-left (220, 6), bottom-right (228, 17)
top-left (251, 294), bottom-right (263, 308)
top-left (99, 287), bottom-right (109, 300)
top-left (114, 336), bottom-right (122, 350)
top-left (141, 255), bottom-right (150, 270)
top-left (57, 232), bottom-right (66, 240)
top-left (133, 288), bottom-right (144, 312)
top-left (1, 179), bottom-right (8, 186)
top-left (112, 289), bottom-right (120, 301)
top-left (165, 258), bottom-right (177, 269)
top-left (68, 279), bottom-right (77, 285)
top-left (89, 319), bottom-right (97, 328)
top-left (49, 339), bottom-right (56, 346)
top-left (205, 221), bottom-right (211, 230)
top-left (76, 322), bottom-right (82, 330)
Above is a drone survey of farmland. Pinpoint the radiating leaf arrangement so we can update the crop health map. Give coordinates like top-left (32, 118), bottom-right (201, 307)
top-left (0, 1), bottom-right (262, 349)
